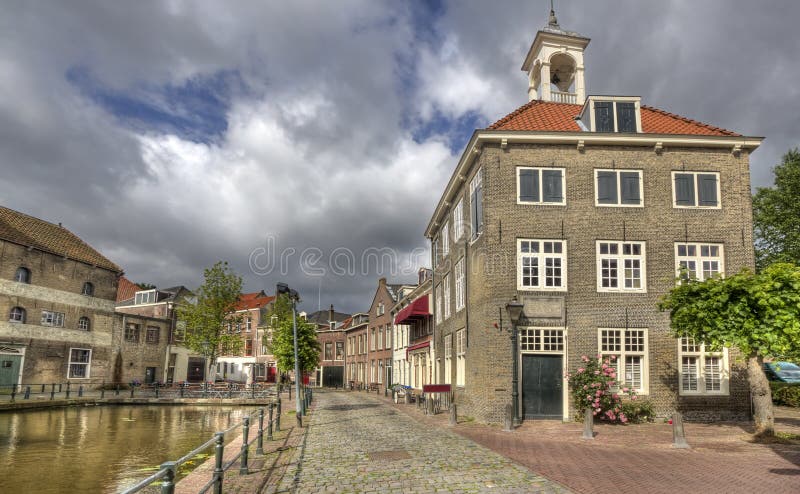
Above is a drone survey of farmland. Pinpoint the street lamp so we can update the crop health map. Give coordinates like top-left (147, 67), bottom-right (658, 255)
top-left (277, 282), bottom-right (302, 425)
top-left (505, 297), bottom-right (524, 428)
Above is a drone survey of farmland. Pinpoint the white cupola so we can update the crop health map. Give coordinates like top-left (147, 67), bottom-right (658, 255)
top-left (521, 5), bottom-right (590, 105)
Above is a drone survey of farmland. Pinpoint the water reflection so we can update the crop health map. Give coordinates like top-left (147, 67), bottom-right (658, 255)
top-left (0, 405), bottom-right (247, 493)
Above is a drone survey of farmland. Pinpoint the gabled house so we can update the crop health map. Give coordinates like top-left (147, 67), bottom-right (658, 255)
top-left (344, 312), bottom-right (369, 389)
top-left (392, 269), bottom-right (433, 390)
top-left (216, 290), bottom-right (276, 384)
top-left (309, 305), bottom-right (350, 387)
top-left (367, 277), bottom-right (404, 388)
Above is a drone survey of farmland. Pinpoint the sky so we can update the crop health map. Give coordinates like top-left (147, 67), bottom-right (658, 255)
top-left (1, 0), bottom-right (798, 314)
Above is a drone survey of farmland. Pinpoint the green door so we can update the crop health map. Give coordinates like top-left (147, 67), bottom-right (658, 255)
top-left (0, 355), bottom-right (22, 387)
top-left (522, 355), bottom-right (563, 419)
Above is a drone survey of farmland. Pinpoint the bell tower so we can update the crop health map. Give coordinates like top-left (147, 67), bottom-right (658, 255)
top-left (521, 3), bottom-right (590, 104)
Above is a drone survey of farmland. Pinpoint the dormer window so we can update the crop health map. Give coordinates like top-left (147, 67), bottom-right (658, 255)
top-left (134, 289), bottom-right (157, 305)
top-left (580, 96), bottom-right (642, 133)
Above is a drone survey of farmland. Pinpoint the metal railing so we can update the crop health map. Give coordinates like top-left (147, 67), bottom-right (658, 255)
top-left (0, 381), bottom-right (278, 402)
top-left (120, 397), bottom-right (285, 494)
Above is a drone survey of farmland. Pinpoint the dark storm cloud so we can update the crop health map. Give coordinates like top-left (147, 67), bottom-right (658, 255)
top-left (0, 0), bottom-right (797, 313)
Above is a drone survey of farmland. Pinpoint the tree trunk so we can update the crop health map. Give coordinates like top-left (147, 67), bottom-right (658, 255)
top-left (748, 354), bottom-right (774, 436)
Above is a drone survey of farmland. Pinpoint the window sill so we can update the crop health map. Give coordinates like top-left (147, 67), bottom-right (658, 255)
top-left (517, 200), bottom-right (567, 206)
top-left (596, 289), bottom-right (648, 294)
top-left (595, 203), bottom-right (644, 208)
top-left (672, 205), bottom-right (722, 210)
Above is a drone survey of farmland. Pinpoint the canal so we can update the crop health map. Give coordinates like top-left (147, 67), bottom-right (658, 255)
top-left (0, 404), bottom-right (250, 493)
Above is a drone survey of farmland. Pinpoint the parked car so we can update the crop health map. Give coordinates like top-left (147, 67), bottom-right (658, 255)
top-left (764, 361), bottom-right (800, 383)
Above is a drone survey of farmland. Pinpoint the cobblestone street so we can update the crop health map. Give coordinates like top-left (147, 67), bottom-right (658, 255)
top-left (268, 391), bottom-right (567, 493)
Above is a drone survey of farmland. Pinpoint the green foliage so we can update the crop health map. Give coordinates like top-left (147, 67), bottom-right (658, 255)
top-left (618, 400), bottom-right (655, 423)
top-left (177, 261), bottom-right (244, 371)
top-left (658, 263), bottom-right (800, 360)
top-left (753, 149), bottom-right (800, 270)
top-left (567, 355), bottom-right (635, 423)
top-left (267, 294), bottom-right (321, 373)
top-left (774, 386), bottom-right (800, 407)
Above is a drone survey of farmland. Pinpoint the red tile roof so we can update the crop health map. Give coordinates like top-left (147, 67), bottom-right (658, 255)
top-left (0, 205), bottom-right (122, 272)
top-left (236, 291), bottom-right (275, 311)
top-left (116, 276), bottom-right (139, 302)
top-left (487, 100), bottom-right (740, 136)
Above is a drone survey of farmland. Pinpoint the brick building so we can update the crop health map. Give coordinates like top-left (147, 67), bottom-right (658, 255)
top-left (344, 313), bottom-right (369, 388)
top-left (367, 278), bottom-right (402, 388)
top-left (392, 269), bottom-right (433, 390)
top-left (216, 291), bottom-right (276, 384)
top-left (426, 12), bottom-right (762, 424)
top-left (0, 205), bottom-right (122, 386)
top-left (309, 305), bottom-right (350, 387)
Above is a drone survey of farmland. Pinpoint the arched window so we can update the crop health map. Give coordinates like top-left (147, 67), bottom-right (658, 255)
top-left (9, 307), bottom-right (26, 323)
top-left (15, 267), bottom-right (30, 284)
top-left (81, 282), bottom-right (94, 296)
top-left (78, 316), bottom-right (91, 331)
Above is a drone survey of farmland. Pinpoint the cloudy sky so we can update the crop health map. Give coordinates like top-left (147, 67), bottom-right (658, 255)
top-left (1, 0), bottom-right (798, 313)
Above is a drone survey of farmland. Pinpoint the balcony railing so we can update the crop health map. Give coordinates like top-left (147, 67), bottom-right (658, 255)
top-left (550, 91), bottom-right (577, 104)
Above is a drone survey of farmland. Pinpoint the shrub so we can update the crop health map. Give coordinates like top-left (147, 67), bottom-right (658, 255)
top-left (619, 400), bottom-right (655, 423)
top-left (567, 355), bottom-right (635, 423)
top-left (774, 386), bottom-right (800, 407)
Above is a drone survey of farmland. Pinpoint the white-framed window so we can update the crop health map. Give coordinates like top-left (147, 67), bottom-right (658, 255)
top-left (675, 243), bottom-right (724, 282)
top-left (592, 99), bottom-right (639, 133)
top-left (455, 329), bottom-right (465, 387)
top-left (469, 168), bottom-right (483, 240)
top-left (517, 239), bottom-right (567, 291)
top-left (443, 274), bottom-right (451, 319)
top-left (41, 310), bottom-right (65, 327)
top-left (596, 241), bottom-right (646, 292)
top-left (519, 328), bottom-right (564, 353)
top-left (9, 306), bottom-right (26, 323)
top-left (146, 326), bottom-right (160, 344)
top-left (378, 325), bottom-right (383, 349)
top-left (246, 318), bottom-right (252, 332)
top-left (435, 284), bottom-right (442, 324)
top-left (598, 328), bottom-right (649, 394)
top-left (68, 348), bottom-right (91, 379)
top-left (678, 337), bottom-right (729, 395)
top-left (444, 334), bottom-right (452, 385)
top-left (385, 326), bottom-right (391, 350)
top-left (453, 199), bottom-right (464, 241)
top-left (517, 167), bottom-right (565, 205)
top-left (370, 328), bottom-right (376, 351)
top-left (134, 290), bottom-right (157, 305)
top-left (78, 316), bottom-right (90, 331)
top-left (595, 169), bottom-right (643, 207)
top-left (441, 222), bottom-right (450, 257)
top-left (125, 323), bottom-right (140, 342)
top-left (454, 259), bottom-right (465, 311)
top-left (672, 171), bottom-right (720, 208)
top-left (377, 303), bottom-right (385, 316)
top-left (336, 341), bottom-right (344, 360)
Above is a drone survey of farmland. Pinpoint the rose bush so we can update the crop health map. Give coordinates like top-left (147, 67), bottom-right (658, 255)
top-left (567, 355), bottom-right (635, 423)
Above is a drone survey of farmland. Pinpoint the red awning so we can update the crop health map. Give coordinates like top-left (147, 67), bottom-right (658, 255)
top-left (393, 295), bottom-right (430, 325)
top-left (406, 340), bottom-right (430, 359)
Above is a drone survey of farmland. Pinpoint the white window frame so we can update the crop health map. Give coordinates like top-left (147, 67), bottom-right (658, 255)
top-left (385, 326), bottom-right (391, 350)
top-left (443, 274), bottom-right (451, 319)
top-left (455, 329), bottom-right (466, 387)
top-left (453, 199), bottom-right (464, 242)
top-left (519, 328), bottom-right (565, 354)
top-left (41, 310), bottom-right (65, 327)
top-left (675, 242), bottom-right (725, 282)
top-left (678, 337), bottom-right (729, 395)
top-left (596, 241), bottom-right (647, 293)
top-left (598, 328), bottom-right (649, 394)
top-left (9, 306), bottom-right (26, 323)
top-left (435, 284), bottom-right (442, 324)
top-left (78, 316), bottom-right (90, 331)
top-left (517, 239), bottom-right (567, 291)
top-left (671, 171), bottom-right (721, 209)
top-left (469, 168), bottom-right (484, 242)
top-left (594, 169), bottom-right (644, 207)
top-left (454, 259), bottom-right (465, 312)
top-left (134, 290), bottom-right (157, 305)
top-left (516, 167), bottom-right (566, 205)
top-left (444, 334), bottom-right (453, 385)
top-left (68, 348), bottom-right (92, 379)
top-left (441, 222), bottom-right (450, 257)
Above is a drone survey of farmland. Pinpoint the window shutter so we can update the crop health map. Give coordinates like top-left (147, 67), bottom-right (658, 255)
top-left (698, 174), bottom-right (718, 206)
top-left (674, 173), bottom-right (695, 206)
top-left (597, 171), bottom-right (618, 204)
top-left (620, 171), bottom-right (641, 204)
top-left (542, 170), bottom-right (563, 202)
top-left (595, 102), bottom-right (615, 132)
top-left (617, 103), bottom-right (636, 132)
top-left (519, 169), bottom-right (538, 202)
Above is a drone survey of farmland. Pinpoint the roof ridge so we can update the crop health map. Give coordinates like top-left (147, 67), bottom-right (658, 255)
top-left (487, 99), bottom-right (541, 130)
top-left (641, 105), bottom-right (739, 137)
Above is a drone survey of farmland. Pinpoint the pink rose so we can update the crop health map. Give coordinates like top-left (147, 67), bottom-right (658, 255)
top-left (596, 390), bottom-right (602, 397)
top-left (622, 387), bottom-right (629, 393)
top-left (631, 395), bottom-right (637, 401)
top-left (581, 355), bottom-right (590, 362)
top-left (610, 355), bottom-right (617, 361)
top-left (577, 368), bottom-right (585, 373)
top-left (594, 370), bottom-right (600, 375)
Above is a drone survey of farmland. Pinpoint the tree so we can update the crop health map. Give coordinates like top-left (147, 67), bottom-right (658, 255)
top-left (266, 294), bottom-right (320, 376)
top-left (177, 261), bottom-right (244, 380)
top-left (753, 149), bottom-right (800, 270)
top-left (659, 263), bottom-right (800, 436)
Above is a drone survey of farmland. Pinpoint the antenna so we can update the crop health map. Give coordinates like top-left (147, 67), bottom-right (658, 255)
top-left (317, 279), bottom-right (321, 312)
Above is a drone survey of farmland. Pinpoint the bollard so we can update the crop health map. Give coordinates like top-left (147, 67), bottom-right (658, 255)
top-left (582, 408), bottom-right (594, 440)
top-left (212, 432), bottom-right (225, 494)
top-left (24, 386), bottom-right (31, 400)
top-left (130, 386), bottom-right (135, 398)
top-left (276, 397), bottom-right (282, 431)
top-left (405, 391), bottom-right (411, 404)
top-left (288, 385), bottom-right (291, 400)
top-left (10, 384), bottom-right (16, 402)
top-left (256, 408), bottom-right (265, 454)
top-left (672, 412), bottom-right (690, 449)
top-left (155, 385), bottom-right (159, 399)
top-left (65, 382), bottom-right (71, 399)
top-left (78, 385), bottom-right (84, 398)
top-left (296, 410), bottom-right (303, 428)
top-left (267, 404), bottom-right (274, 441)
top-left (449, 404), bottom-right (457, 426)
top-left (50, 383), bottom-right (55, 400)
top-left (426, 395), bottom-right (434, 415)
top-left (160, 461), bottom-right (176, 494)
top-left (239, 416), bottom-right (250, 475)
top-left (100, 381), bottom-right (105, 399)
top-left (203, 382), bottom-right (208, 399)
top-left (228, 383), bottom-right (233, 399)
top-left (116, 384), bottom-right (120, 396)
top-left (180, 385), bottom-right (184, 398)
top-left (503, 403), bottom-right (514, 432)
top-left (309, 387), bottom-right (313, 402)
top-left (59, 383), bottom-right (63, 392)
top-left (384, 386), bottom-right (388, 397)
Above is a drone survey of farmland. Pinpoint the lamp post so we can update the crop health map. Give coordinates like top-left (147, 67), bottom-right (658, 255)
top-left (505, 297), bottom-right (524, 428)
top-left (277, 283), bottom-right (303, 424)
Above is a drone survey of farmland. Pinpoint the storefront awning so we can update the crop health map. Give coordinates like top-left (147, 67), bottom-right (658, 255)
top-left (394, 296), bottom-right (430, 325)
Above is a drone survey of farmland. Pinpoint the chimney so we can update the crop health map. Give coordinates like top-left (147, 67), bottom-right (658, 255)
top-left (329, 304), bottom-right (335, 328)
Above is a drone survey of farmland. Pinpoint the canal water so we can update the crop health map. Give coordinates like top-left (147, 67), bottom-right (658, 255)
top-left (0, 405), bottom-right (250, 493)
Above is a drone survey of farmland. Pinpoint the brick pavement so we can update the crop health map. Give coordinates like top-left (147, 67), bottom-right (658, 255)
top-left (267, 390), bottom-right (568, 493)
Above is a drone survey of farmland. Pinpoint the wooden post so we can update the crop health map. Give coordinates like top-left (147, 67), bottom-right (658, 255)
top-left (582, 408), bottom-right (594, 440)
top-left (449, 403), bottom-right (457, 426)
top-left (672, 412), bottom-right (690, 449)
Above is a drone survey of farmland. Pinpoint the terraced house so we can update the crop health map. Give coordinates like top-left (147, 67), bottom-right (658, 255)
top-left (427, 11), bottom-right (762, 424)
